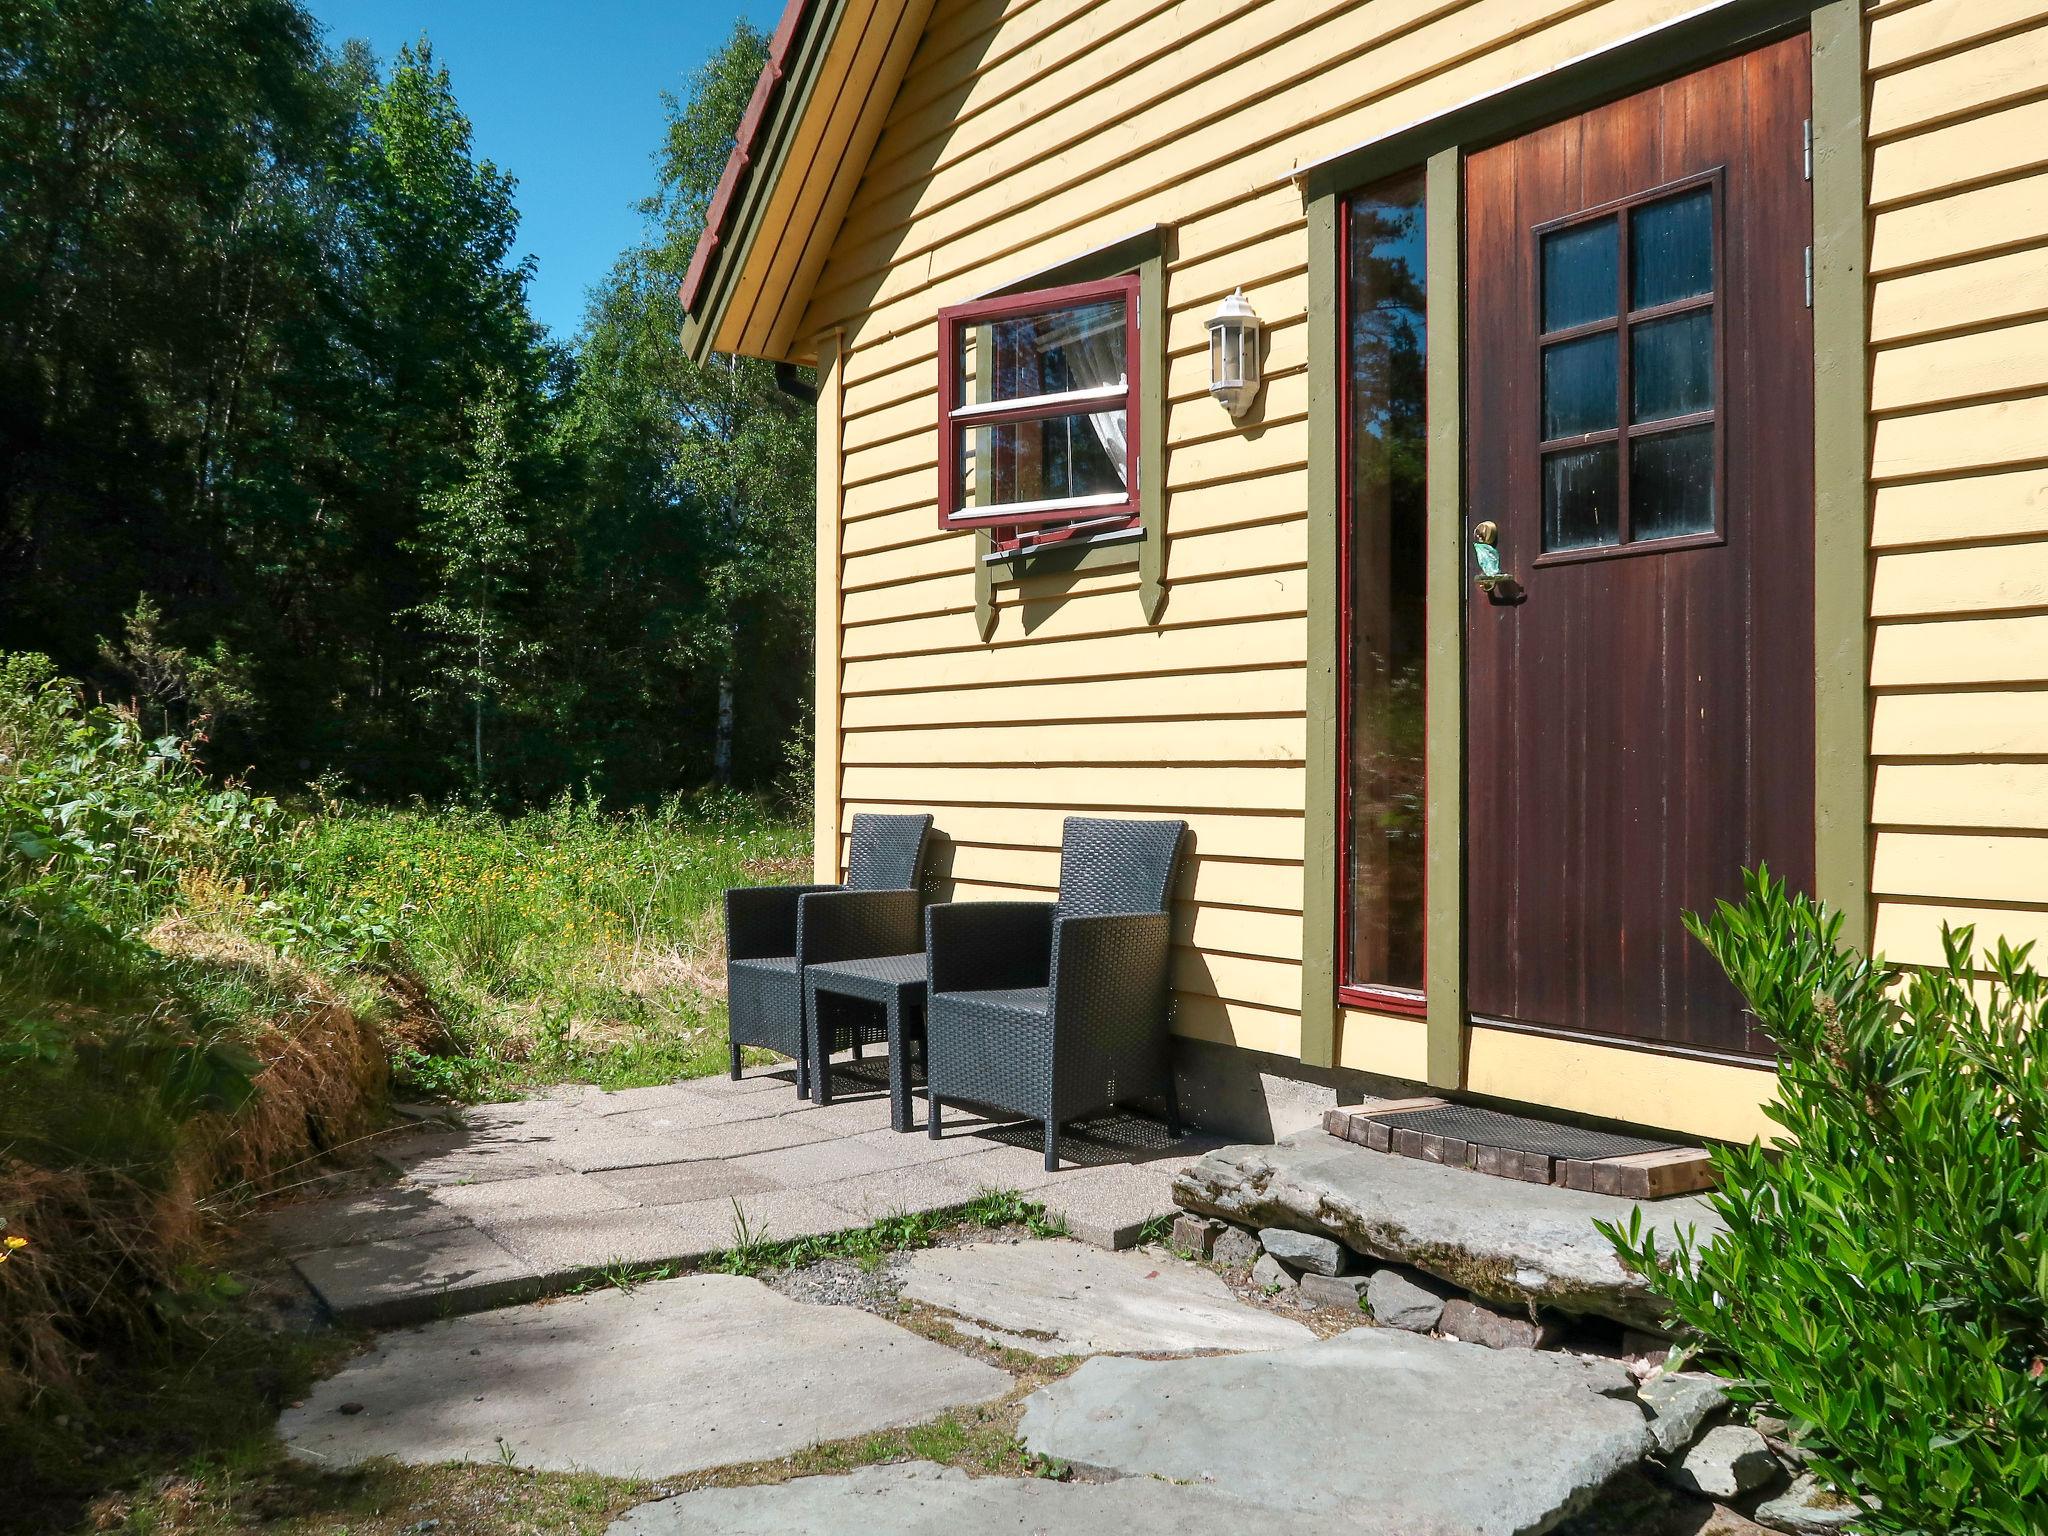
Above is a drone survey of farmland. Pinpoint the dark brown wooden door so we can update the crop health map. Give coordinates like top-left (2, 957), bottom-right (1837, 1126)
top-left (1463, 37), bottom-right (1815, 1057)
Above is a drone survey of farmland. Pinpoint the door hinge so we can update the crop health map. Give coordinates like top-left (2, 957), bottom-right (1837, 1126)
top-left (1803, 118), bottom-right (1812, 180)
top-left (1804, 246), bottom-right (1814, 308)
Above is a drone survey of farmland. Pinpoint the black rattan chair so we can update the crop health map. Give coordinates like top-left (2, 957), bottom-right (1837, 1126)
top-left (923, 815), bottom-right (1187, 1169)
top-left (724, 812), bottom-right (932, 1098)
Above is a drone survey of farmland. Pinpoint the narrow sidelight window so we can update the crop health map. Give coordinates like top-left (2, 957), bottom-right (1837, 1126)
top-left (1341, 169), bottom-right (1429, 1006)
top-left (937, 275), bottom-right (1141, 541)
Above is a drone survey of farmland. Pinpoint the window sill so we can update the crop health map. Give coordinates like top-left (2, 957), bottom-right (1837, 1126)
top-left (983, 525), bottom-right (1144, 573)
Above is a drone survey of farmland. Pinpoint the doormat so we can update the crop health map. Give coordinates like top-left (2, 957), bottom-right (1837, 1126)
top-left (1374, 1103), bottom-right (1680, 1163)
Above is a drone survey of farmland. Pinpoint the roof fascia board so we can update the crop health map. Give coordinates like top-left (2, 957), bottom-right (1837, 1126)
top-left (683, 0), bottom-right (849, 364)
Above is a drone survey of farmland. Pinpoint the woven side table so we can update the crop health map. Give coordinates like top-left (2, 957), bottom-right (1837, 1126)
top-left (803, 952), bottom-right (928, 1132)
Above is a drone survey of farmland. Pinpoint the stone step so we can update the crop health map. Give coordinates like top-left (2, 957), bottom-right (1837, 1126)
top-left (1173, 1130), bottom-right (1724, 1328)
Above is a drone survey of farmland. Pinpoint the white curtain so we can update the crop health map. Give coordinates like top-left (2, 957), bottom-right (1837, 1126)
top-left (1060, 320), bottom-right (1129, 488)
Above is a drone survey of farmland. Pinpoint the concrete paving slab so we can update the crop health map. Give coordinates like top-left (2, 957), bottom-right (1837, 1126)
top-left (843, 1126), bottom-right (989, 1165)
top-left (726, 1188), bottom-right (864, 1247)
top-left (726, 1135), bottom-right (899, 1190)
top-left (587, 1083), bottom-right (743, 1119)
top-left (1175, 1131), bottom-right (1723, 1327)
top-left (1019, 1327), bottom-right (1654, 1535)
top-left (812, 1162), bottom-right (996, 1223)
top-left (481, 1206), bottom-right (727, 1277)
top-left (278, 1276), bottom-right (1012, 1478)
top-left (676, 1069), bottom-right (800, 1099)
top-left (257, 1187), bottom-right (473, 1258)
top-left (901, 1239), bottom-right (1313, 1356)
top-left (538, 1122), bottom-right (707, 1174)
top-left (606, 1462), bottom-right (1351, 1535)
top-left (376, 1128), bottom-right (572, 1187)
top-left (1037, 1160), bottom-right (1196, 1249)
top-left (607, 1112), bottom-right (835, 1162)
top-left (589, 1160), bottom-right (780, 1208)
top-left (598, 1091), bottom-right (793, 1130)
top-left (293, 1222), bottom-right (541, 1327)
top-left (432, 1171), bottom-right (636, 1224)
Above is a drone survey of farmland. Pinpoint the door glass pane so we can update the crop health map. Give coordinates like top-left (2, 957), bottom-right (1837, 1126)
top-left (1631, 309), bottom-right (1715, 423)
top-left (1631, 426), bottom-right (1716, 539)
top-left (1630, 188), bottom-right (1714, 310)
top-left (1542, 333), bottom-right (1618, 440)
top-left (962, 410), bottom-right (1128, 508)
top-left (1541, 217), bottom-right (1618, 332)
top-left (965, 299), bottom-right (1126, 403)
top-left (1542, 444), bottom-right (1620, 551)
top-left (1344, 169), bottom-right (1428, 994)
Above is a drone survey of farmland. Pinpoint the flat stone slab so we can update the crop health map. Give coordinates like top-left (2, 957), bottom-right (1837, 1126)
top-left (607, 1462), bottom-right (1352, 1535)
top-left (279, 1275), bottom-right (1011, 1478)
top-left (900, 1239), bottom-right (1313, 1356)
top-left (1019, 1327), bottom-right (1655, 1535)
top-left (1174, 1132), bottom-right (1722, 1327)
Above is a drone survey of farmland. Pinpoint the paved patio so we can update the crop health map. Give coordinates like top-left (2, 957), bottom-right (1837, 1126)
top-left (265, 1059), bottom-right (1216, 1325)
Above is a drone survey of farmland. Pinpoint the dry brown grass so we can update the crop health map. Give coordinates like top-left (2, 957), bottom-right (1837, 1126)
top-left (0, 922), bottom-right (389, 1413)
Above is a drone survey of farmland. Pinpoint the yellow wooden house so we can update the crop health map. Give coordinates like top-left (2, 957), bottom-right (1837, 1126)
top-left (680, 0), bottom-right (2048, 1145)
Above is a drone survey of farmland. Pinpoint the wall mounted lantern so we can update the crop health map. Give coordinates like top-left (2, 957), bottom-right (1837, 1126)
top-left (1206, 287), bottom-right (1263, 419)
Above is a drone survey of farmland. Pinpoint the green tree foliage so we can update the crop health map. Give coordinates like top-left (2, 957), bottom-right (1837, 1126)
top-left (1605, 869), bottom-right (2048, 1536)
top-left (557, 22), bottom-right (814, 795)
top-left (0, 5), bottom-right (813, 805)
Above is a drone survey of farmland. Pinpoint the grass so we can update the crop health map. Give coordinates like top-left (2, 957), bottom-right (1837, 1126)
top-left (297, 794), bottom-right (809, 1102)
top-left (2, 653), bottom-right (820, 1527)
top-left (705, 1188), bottom-right (1070, 1278)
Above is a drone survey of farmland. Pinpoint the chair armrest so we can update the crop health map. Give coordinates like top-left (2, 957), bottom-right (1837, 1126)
top-left (725, 883), bottom-right (838, 960)
top-left (924, 901), bottom-right (1055, 993)
top-left (796, 888), bottom-right (923, 967)
top-left (1048, 911), bottom-right (1173, 1022)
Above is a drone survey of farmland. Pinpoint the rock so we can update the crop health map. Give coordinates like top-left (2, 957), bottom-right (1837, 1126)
top-left (279, 1275), bottom-right (1010, 1477)
top-left (1211, 1223), bottom-right (1260, 1270)
top-left (1258, 1227), bottom-right (1348, 1276)
top-left (1638, 1371), bottom-right (1729, 1456)
top-left (1367, 1268), bottom-right (1449, 1332)
top-left (1755, 1474), bottom-right (1864, 1534)
top-left (1669, 1425), bottom-right (1782, 1500)
top-left (1251, 1252), bottom-right (1296, 1291)
top-left (1019, 1328), bottom-right (1655, 1532)
top-left (1299, 1272), bottom-right (1371, 1311)
top-left (1174, 1133), bottom-right (1722, 1328)
top-left (1439, 1297), bottom-right (1560, 1350)
top-left (898, 1240), bottom-right (1310, 1356)
top-left (606, 1461), bottom-right (1352, 1534)
top-left (1169, 1214), bottom-right (1221, 1258)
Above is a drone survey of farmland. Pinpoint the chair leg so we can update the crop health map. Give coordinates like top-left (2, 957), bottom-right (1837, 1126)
top-left (728, 1039), bottom-right (742, 1081)
top-left (1043, 1119), bottom-right (1059, 1173)
top-left (927, 1095), bottom-right (943, 1139)
top-left (1163, 1074), bottom-right (1183, 1139)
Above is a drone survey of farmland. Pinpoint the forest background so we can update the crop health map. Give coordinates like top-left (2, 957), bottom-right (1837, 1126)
top-left (0, 0), bottom-right (812, 808)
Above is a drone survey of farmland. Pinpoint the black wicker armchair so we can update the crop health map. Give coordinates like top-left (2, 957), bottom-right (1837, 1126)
top-left (724, 812), bottom-right (932, 1098)
top-left (924, 815), bottom-right (1187, 1169)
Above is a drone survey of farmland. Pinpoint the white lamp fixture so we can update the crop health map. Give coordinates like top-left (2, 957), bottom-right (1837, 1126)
top-left (1206, 286), bottom-right (1263, 419)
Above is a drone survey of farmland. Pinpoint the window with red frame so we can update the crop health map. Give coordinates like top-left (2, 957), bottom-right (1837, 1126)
top-left (937, 275), bottom-right (1140, 547)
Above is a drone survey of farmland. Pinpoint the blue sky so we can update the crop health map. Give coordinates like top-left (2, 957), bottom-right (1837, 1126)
top-left (307, 1), bottom-right (769, 341)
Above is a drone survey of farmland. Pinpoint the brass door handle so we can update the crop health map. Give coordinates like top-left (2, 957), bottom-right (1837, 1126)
top-left (1472, 521), bottom-right (1525, 603)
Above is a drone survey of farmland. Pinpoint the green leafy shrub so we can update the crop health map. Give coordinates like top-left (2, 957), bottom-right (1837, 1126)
top-left (1604, 869), bottom-right (2048, 1536)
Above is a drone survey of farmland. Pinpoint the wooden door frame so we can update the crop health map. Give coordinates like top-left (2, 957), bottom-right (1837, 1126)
top-left (1299, 0), bottom-right (1869, 1082)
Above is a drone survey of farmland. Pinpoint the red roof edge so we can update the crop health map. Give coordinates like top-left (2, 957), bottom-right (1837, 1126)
top-left (678, 0), bottom-right (816, 319)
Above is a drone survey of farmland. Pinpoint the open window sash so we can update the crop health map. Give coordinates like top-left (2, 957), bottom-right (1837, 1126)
top-left (937, 274), bottom-right (1142, 532)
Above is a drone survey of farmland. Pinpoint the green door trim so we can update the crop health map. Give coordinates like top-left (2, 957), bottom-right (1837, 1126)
top-left (1299, 0), bottom-right (1871, 1081)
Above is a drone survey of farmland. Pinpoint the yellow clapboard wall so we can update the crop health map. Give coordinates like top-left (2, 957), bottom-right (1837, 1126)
top-left (795, 0), bottom-right (2048, 1093)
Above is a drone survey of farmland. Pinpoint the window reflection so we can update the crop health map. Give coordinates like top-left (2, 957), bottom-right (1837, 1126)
top-left (1345, 170), bottom-right (1428, 996)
